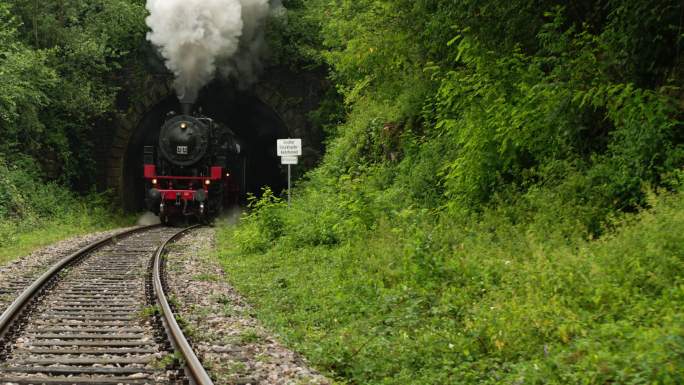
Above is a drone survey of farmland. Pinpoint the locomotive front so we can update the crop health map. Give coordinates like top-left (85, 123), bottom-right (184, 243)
top-left (158, 115), bottom-right (210, 167)
top-left (143, 107), bottom-right (239, 224)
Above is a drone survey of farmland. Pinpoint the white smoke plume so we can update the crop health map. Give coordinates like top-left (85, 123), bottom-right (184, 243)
top-left (145, 0), bottom-right (284, 102)
top-left (137, 212), bottom-right (161, 226)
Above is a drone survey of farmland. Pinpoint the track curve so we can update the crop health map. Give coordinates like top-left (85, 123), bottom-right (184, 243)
top-left (0, 225), bottom-right (214, 385)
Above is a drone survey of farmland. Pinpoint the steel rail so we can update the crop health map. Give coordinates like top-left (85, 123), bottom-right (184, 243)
top-left (152, 224), bottom-right (214, 385)
top-left (0, 225), bottom-right (160, 343)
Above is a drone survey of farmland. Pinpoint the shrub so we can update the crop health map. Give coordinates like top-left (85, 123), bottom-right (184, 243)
top-left (216, 1), bottom-right (683, 384)
top-left (0, 157), bottom-right (129, 261)
top-left (218, 188), bottom-right (684, 385)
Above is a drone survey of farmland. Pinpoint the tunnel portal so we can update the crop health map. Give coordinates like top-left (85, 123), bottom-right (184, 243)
top-left (122, 82), bottom-right (289, 211)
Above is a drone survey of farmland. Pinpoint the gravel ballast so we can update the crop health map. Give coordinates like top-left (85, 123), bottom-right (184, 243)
top-left (0, 227), bottom-right (135, 313)
top-left (165, 227), bottom-right (331, 385)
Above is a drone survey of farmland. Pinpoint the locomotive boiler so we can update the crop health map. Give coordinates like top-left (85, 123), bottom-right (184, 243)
top-left (143, 103), bottom-right (245, 224)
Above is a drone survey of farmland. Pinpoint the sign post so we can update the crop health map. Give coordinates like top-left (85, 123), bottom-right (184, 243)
top-left (277, 139), bottom-right (302, 206)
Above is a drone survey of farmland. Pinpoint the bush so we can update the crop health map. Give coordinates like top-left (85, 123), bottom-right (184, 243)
top-left (1, 0), bottom-right (148, 189)
top-left (232, 188), bottom-right (287, 254)
top-left (0, 157), bottom-right (130, 261)
top-left (219, 188), bottom-right (684, 385)
top-left (216, 1), bottom-right (683, 384)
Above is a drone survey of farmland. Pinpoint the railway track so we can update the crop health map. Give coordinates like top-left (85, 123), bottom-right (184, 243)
top-left (0, 226), bottom-right (214, 385)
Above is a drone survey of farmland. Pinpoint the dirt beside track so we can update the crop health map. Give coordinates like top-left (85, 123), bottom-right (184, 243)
top-left (165, 227), bottom-right (331, 385)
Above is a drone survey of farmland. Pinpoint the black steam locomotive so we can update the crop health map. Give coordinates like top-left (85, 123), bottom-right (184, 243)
top-left (143, 104), bottom-right (245, 224)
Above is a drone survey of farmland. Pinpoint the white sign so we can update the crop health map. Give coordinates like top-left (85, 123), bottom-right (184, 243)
top-left (277, 139), bottom-right (302, 156)
top-left (281, 156), bottom-right (298, 165)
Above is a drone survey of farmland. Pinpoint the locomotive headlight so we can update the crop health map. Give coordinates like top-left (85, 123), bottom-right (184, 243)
top-left (180, 122), bottom-right (188, 129)
top-left (152, 179), bottom-right (158, 185)
top-left (205, 179), bottom-right (211, 185)
top-left (226, 173), bottom-right (230, 177)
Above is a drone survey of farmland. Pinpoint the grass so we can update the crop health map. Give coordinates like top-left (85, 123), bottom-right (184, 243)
top-left (138, 305), bottom-right (160, 319)
top-left (0, 212), bottom-right (133, 265)
top-left (193, 273), bottom-right (221, 282)
top-left (238, 328), bottom-right (264, 344)
top-left (0, 157), bottom-right (134, 265)
top-left (216, 190), bottom-right (684, 385)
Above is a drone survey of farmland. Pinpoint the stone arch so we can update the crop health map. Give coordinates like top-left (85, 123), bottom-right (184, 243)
top-left (93, 75), bottom-right (174, 206)
top-left (94, 67), bottom-right (327, 211)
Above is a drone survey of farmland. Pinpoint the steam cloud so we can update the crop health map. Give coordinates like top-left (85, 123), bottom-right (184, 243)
top-left (137, 212), bottom-right (161, 226)
top-left (145, 0), bottom-right (284, 103)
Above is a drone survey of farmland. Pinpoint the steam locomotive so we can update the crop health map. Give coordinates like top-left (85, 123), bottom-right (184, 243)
top-left (143, 103), bottom-right (245, 224)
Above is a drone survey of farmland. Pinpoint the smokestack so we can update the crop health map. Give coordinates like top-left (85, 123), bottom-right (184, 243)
top-left (180, 102), bottom-right (193, 116)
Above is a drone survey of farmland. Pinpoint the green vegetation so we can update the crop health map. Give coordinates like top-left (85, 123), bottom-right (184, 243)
top-left (238, 328), bottom-right (265, 345)
top-left (0, 156), bottom-right (131, 263)
top-left (192, 273), bottom-right (221, 282)
top-left (152, 351), bottom-right (184, 370)
top-left (1, 1), bottom-right (148, 186)
top-left (1, 0), bottom-right (682, 382)
top-left (219, 1), bottom-right (684, 384)
top-left (0, 1), bottom-right (144, 261)
top-left (138, 305), bottom-right (160, 319)
top-left (220, 188), bottom-right (683, 384)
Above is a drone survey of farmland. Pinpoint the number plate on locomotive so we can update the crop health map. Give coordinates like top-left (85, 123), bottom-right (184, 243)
top-left (176, 146), bottom-right (188, 155)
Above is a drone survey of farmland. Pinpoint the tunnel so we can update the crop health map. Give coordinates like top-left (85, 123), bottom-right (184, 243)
top-left (122, 81), bottom-right (290, 211)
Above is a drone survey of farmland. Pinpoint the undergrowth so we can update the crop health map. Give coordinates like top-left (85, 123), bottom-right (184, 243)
top-left (217, 1), bottom-right (683, 384)
top-left (218, 185), bottom-right (683, 385)
top-left (0, 157), bottom-right (131, 263)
